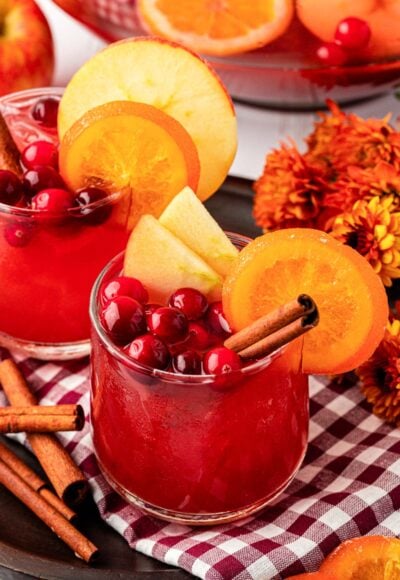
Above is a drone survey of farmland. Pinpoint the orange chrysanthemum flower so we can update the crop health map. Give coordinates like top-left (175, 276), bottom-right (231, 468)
top-left (357, 320), bottom-right (400, 426)
top-left (331, 196), bottom-right (400, 287)
top-left (253, 100), bottom-right (400, 285)
top-left (306, 100), bottom-right (346, 174)
top-left (253, 144), bottom-right (328, 231)
top-left (328, 161), bottom-right (400, 211)
top-left (307, 101), bottom-right (400, 176)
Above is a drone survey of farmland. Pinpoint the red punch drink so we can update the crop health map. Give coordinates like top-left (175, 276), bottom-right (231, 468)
top-left (89, 237), bottom-right (308, 525)
top-left (0, 88), bottom-right (129, 359)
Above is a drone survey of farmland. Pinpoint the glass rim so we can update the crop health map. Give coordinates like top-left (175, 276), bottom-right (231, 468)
top-left (0, 86), bottom-right (127, 218)
top-left (89, 231), bottom-right (285, 385)
top-left (0, 85), bottom-right (64, 105)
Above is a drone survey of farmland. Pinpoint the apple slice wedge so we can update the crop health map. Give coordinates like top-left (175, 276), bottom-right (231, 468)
top-left (58, 37), bottom-right (237, 202)
top-left (159, 186), bottom-right (238, 278)
top-left (123, 215), bottom-right (222, 304)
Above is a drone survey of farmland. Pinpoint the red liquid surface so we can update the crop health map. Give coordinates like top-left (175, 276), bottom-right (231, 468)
top-left (91, 330), bottom-right (308, 516)
top-left (0, 219), bottom-right (127, 343)
top-left (0, 93), bottom-right (129, 344)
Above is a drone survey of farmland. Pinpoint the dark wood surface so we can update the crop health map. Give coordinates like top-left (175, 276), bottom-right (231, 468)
top-left (0, 176), bottom-right (261, 579)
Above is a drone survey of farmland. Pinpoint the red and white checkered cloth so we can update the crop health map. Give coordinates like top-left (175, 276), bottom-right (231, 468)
top-left (81, 0), bottom-right (141, 34)
top-left (1, 351), bottom-right (400, 579)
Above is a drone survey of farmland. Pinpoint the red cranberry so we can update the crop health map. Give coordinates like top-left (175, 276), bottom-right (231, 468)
top-left (31, 188), bottom-right (74, 215)
top-left (203, 347), bottom-right (242, 375)
top-left (335, 17), bottom-right (371, 50)
top-left (102, 276), bottom-right (149, 304)
top-left (0, 170), bottom-right (23, 206)
top-left (101, 296), bottom-right (146, 344)
top-left (172, 350), bottom-right (202, 375)
top-left (185, 321), bottom-right (210, 351)
top-left (316, 43), bottom-right (348, 66)
top-left (126, 333), bottom-right (170, 369)
top-left (205, 301), bottom-right (232, 336)
top-left (145, 303), bottom-right (162, 328)
top-left (21, 141), bottom-right (58, 170)
top-left (148, 306), bottom-right (188, 343)
top-left (74, 187), bottom-right (112, 225)
top-left (169, 287), bottom-right (208, 320)
top-left (23, 167), bottom-right (65, 197)
top-left (31, 97), bottom-right (60, 128)
top-left (4, 220), bottom-right (35, 247)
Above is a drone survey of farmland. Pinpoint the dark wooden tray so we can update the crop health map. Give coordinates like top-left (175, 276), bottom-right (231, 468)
top-left (0, 176), bottom-right (261, 579)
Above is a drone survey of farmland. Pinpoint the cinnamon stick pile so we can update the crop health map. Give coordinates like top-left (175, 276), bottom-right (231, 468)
top-left (0, 356), bottom-right (98, 563)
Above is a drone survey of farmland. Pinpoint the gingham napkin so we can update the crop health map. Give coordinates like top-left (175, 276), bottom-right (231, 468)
top-left (88, 0), bottom-right (141, 32)
top-left (1, 352), bottom-right (400, 580)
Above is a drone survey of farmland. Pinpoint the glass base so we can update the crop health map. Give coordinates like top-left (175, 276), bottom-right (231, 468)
top-left (0, 330), bottom-right (90, 360)
top-left (97, 455), bottom-right (304, 526)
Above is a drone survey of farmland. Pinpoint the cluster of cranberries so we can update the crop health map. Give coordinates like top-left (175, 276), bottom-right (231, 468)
top-left (1, 96), bottom-right (111, 247)
top-left (100, 277), bottom-right (245, 376)
top-left (316, 17), bottom-right (371, 67)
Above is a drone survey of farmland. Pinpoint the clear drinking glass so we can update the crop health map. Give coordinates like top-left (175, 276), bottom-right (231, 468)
top-left (0, 88), bottom-right (129, 359)
top-left (89, 234), bottom-right (309, 525)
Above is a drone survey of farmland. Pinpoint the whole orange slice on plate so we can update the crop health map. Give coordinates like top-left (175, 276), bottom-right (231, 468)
top-left (286, 535), bottom-right (400, 579)
top-left (320, 536), bottom-right (400, 579)
top-left (222, 228), bottom-right (388, 375)
top-left (59, 100), bottom-right (200, 229)
top-left (137, 0), bottom-right (294, 56)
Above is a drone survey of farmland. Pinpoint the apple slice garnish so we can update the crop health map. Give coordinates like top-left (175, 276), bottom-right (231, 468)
top-left (159, 186), bottom-right (238, 277)
top-left (123, 214), bottom-right (223, 304)
top-left (57, 37), bottom-right (237, 202)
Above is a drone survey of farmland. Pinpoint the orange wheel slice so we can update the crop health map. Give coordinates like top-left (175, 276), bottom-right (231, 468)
top-left (319, 536), bottom-right (400, 579)
top-left (222, 228), bottom-right (388, 375)
top-left (137, 0), bottom-right (294, 56)
top-left (59, 101), bottom-right (200, 229)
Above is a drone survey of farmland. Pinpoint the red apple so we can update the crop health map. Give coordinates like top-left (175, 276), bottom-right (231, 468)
top-left (0, 0), bottom-right (54, 96)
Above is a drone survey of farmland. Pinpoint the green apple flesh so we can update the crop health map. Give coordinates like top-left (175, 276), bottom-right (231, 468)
top-left (123, 214), bottom-right (223, 304)
top-left (159, 186), bottom-right (238, 278)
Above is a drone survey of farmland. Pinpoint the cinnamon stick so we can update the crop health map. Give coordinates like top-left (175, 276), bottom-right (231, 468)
top-left (0, 456), bottom-right (97, 562)
top-left (0, 112), bottom-right (22, 175)
top-left (225, 295), bottom-right (319, 359)
top-left (237, 311), bottom-right (319, 359)
top-left (224, 294), bottom-right (317, 352)
top-left (0, 440), bottom-right (76, 522)
top-left (0, 358), bottom-right (89, 507)
top-left (0, 404), bottom-right (85, 433)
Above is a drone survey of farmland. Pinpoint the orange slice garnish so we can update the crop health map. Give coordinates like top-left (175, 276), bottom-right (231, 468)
top-left (222, 228), bottom-right (388, 375)
top-left (137, 0), bottom-right (294, 56)
top-left (59, 101), bottom-right (200, 229)
top-left (319, 536), bottom-right (400, 579)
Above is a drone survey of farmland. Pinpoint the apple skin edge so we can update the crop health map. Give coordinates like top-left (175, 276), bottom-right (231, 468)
top-left (0, 0), bottom-right (54, 96)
